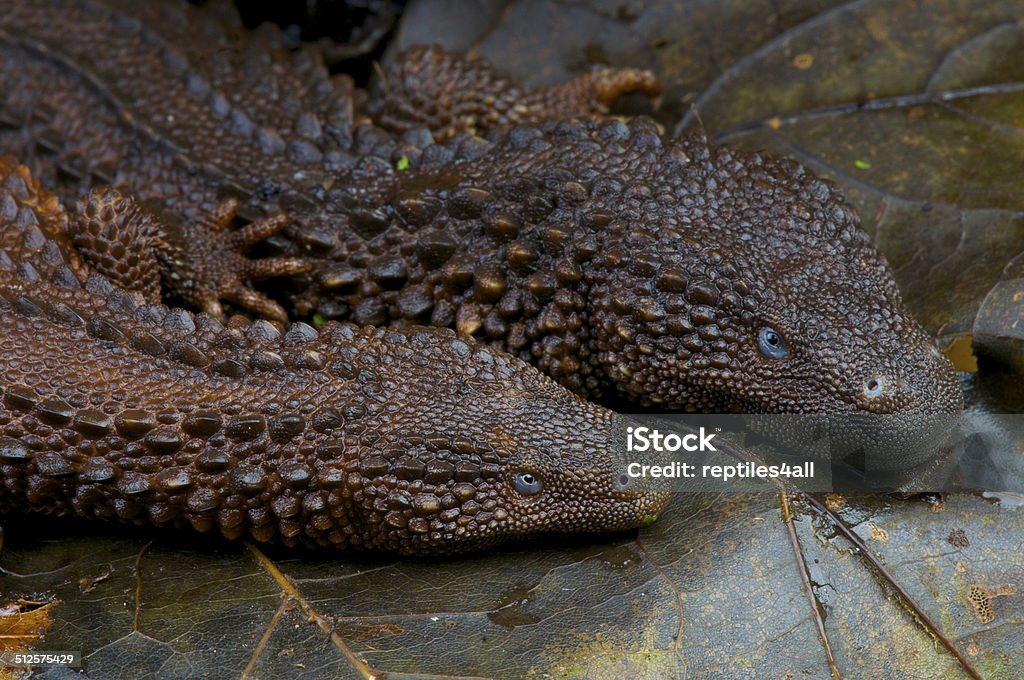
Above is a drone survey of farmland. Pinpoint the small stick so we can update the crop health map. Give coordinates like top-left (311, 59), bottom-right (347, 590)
top-left (781, 490), bottom-right (843, 680)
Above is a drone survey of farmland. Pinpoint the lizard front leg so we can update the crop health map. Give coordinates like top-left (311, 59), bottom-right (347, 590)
top-left (70, 189), bottom-right (312, 322)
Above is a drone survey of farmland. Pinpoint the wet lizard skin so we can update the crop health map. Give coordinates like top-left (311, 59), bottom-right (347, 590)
top-left (0, 158), bottom-right (668, 554)
top-left (0, 1), bottom-right (962, 429)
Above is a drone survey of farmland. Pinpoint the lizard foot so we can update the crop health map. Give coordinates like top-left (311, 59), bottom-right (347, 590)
top-left (173, 197), bottom-right (313, 323)
top-left (73, 190), bottom-right (312, 323)
top-left (372, 45), bottom-right (662, 141)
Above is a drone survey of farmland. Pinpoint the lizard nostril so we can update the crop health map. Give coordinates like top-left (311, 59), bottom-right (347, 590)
top-left (863, 375), bottom-right (887, 398)
top-left (614, 471), bottom-right (634, 492)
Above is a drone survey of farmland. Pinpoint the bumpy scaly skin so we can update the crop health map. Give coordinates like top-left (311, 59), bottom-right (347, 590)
top-left (369, 44), bottom-right (662, 141)
top-left (0, 0), bottom-right (359, 299)
top-left (0, 1), bottom-right (962, 424)
top-left (0, 158), bottom-right (667, 554)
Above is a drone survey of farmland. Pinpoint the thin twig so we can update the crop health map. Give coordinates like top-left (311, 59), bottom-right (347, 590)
top-left (797, 493), bottom-right (984, 680)
top-left (780, 491), bottom-right (843, 680)
top-left (703, 429), bottom-right (983, 679)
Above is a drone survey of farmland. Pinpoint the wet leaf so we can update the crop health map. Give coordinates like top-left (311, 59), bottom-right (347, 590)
top-left (3, 490), bottom-right (1021, 678)
top-left (974, 278), bottom-right (1024, 374)
top-left (0, 599), bottom-right (57, 678)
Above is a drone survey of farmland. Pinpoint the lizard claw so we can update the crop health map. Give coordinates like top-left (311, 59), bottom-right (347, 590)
top-left (181, 199), bottom-right (312, 323)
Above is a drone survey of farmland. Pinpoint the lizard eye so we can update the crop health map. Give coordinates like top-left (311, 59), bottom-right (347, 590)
top-left (512, 472), bottom-right (543, 496)
top-left (757, 327), bottom-right (788, 359)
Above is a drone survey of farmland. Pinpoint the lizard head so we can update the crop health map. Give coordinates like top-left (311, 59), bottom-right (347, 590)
top-left (346, 327), bottom-right (670, 555)
top-left (584, 132), bottom-right (962, 455)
